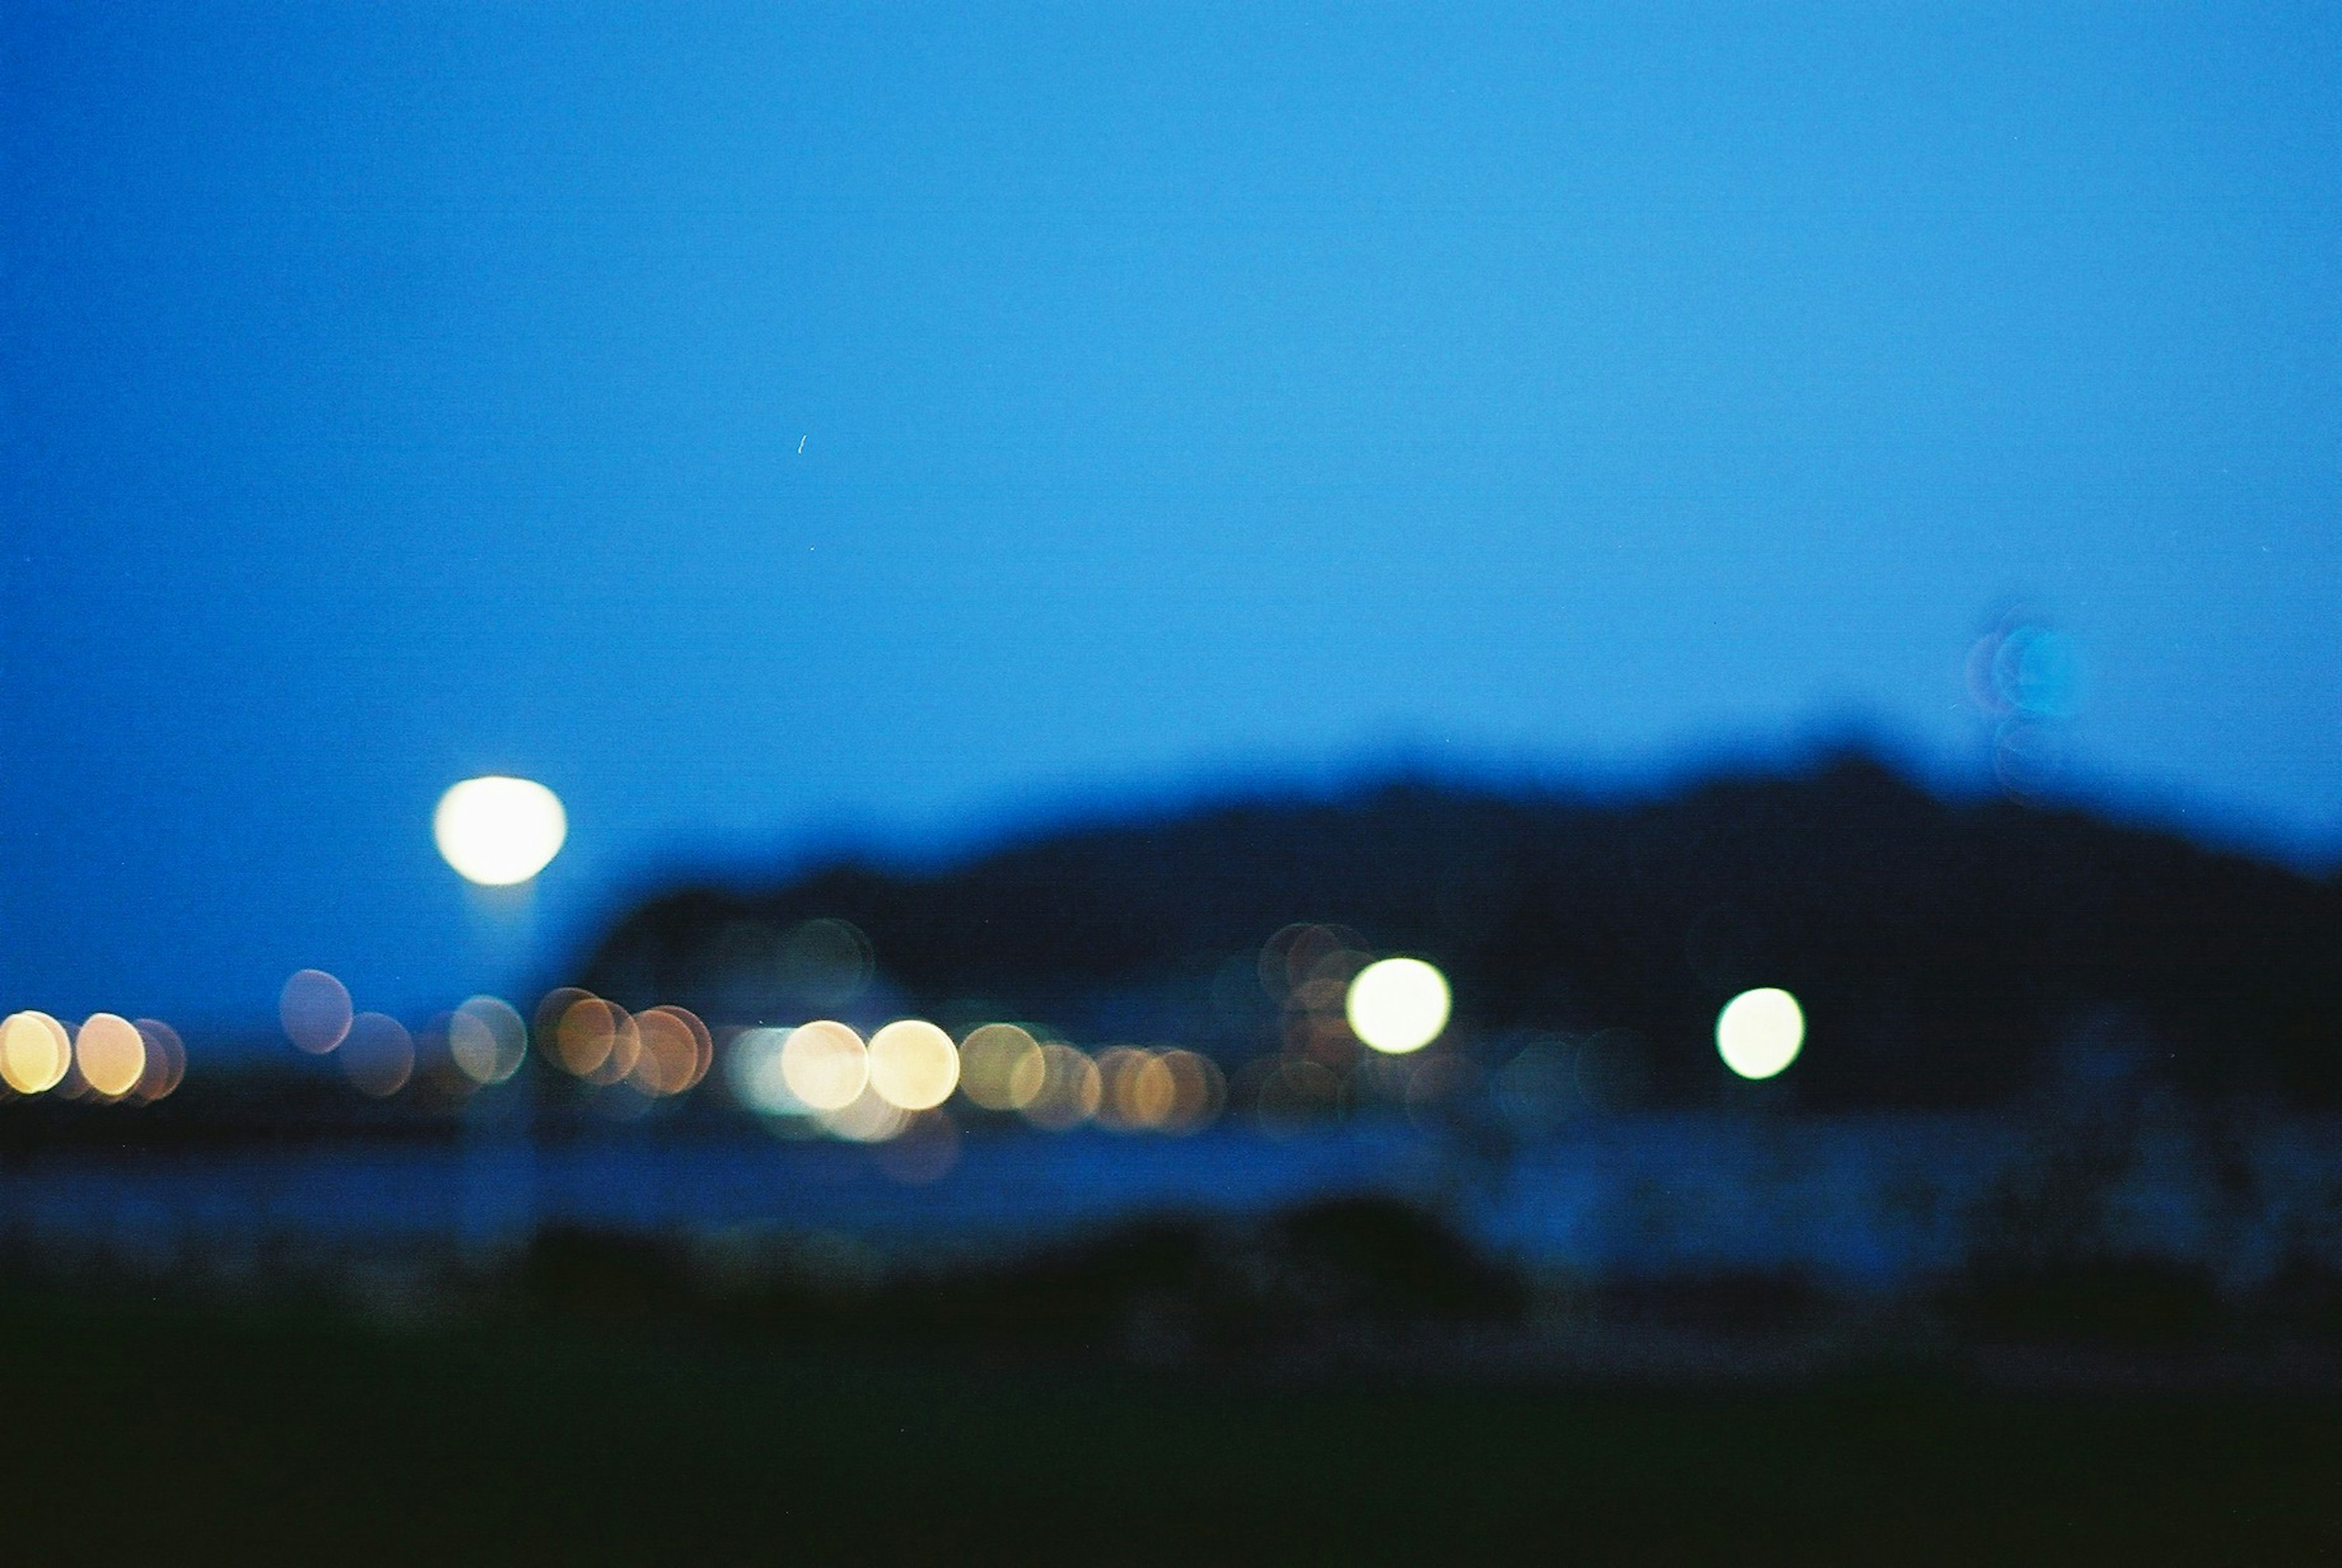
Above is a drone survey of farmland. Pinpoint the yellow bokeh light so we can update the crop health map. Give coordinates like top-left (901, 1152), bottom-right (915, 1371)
top-left (76, 1012), bottom-right (147, 1099)
top-left (0, 1011), bottom-right (72, 1094)
top-left (1158, 1048), bottom-right (1226, 1133)
top-left (867, 1020), bottom-right (959, 1111)
top-left (448, 995), bottom-right (528, 1085)
top-left (1345, 958), bottom-right (1452, 1054)
top-left (781, 1021), bottom-right (868, 1111)
top-left (957, 1023), bottom-right (1047, 1111)
top-left (1716, 987), bottom-right (1805, 1080)
top-left (279, 968), bottom-right (353, 1054)
top-left (433, 776), bottom-right (567, 886)
top-left (1097, 1046), bottom-right (1176, 1131)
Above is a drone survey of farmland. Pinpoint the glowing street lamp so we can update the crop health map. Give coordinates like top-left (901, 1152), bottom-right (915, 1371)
top-left (1716, 987), bottom-right (1805, 1079)
top-left (1345, 957), bottom-right (1452, 1054)
top-left (434, 776), bottom-right (567, 887)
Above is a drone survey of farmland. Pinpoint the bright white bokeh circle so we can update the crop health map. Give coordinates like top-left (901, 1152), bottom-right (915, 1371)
top-left (1716, 987), bottom-right (1805, 1079)
top-left (867, 1019), bottom-right (960, 1110)
top-left (434, 776), bottom-right (567, 886)
top-left (780, 1021), bottom-right (868, 1111)
top-left (1345, 957), bottom-right (1452, 1055)
top-left (726, 1027), bottom-right (795, 1115)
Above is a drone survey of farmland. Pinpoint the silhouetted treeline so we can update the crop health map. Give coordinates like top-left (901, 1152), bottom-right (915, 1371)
top-left (578, 753), bottom-right (2341, 1111)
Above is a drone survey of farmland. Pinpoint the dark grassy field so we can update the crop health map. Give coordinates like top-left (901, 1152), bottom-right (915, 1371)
top-left (2, 1288), bottom-right (2337, 1565)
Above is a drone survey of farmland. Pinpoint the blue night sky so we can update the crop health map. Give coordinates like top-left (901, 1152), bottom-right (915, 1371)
top-left (5, 4), bottom-right (2337, 1029)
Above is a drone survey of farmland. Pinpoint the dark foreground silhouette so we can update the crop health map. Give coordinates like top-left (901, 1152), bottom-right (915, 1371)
top-left (6, 1201), bottom-right (2342, 1566)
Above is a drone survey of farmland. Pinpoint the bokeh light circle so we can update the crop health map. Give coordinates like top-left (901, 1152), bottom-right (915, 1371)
top-left (551, 996), bottom-right (631, 1080)
top-left (448, 995), bottom-right (528, 1085)
top-left (1158, 1048), bottom-right (1225, 1133)
top-left (279, 969), bottom-right (353, 1054)
top-left (1345, 958), bottom-right (1452, 1054)
top-left (75, 1012), bottom-right (147, 1098)
top-left (780, 1022), bottom-right (868, 1111)
top-left (631, 1006), bottom-right (711, 1097)
top-left (1019, 1042), bottom-right (1101, 1129)
top-left (1097, 1047), bottom-right (1176, 1131)
top-left (433, 776), bottom-right (567, 886)
top-left (1716, 987), bottom-right (1805, 1080)
top-left (1, 1011), bottom-right (72, 1094)
top-left (958, 1023), bottom-right (1046, 1111)
top-left (727, 1027), bottom-right (798, 1115)
top-left (340, 1012), bottom-right (416, 1098)
top-left (579, 1001), bottom-right (643, 1087)
top-left (867, 1020), bottom-right (959, 1111)
top-left (132, 1019), bottom-right (187, 1101)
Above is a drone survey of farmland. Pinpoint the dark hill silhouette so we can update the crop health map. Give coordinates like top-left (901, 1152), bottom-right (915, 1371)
top-left (575, 753), bottom-right (2340, 1111)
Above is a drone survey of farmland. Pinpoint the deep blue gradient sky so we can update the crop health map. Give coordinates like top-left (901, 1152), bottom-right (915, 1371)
top-left (5, 5), bottom-right (2337, 1027)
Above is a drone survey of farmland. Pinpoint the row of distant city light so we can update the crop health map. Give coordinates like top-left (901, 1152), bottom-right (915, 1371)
top-left (276, 948), bottom-right (1804, 1123)
top-left (724, 1020), bottom-right (1234, 1139)
top-left (281, 967), bottom-right (1231, 1133)
top-left (279, 969), bottom-right (542, 1098)
top-left (0, 1011), bottom-right (187, 1101)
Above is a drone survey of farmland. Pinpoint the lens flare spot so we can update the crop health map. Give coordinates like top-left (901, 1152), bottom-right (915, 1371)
top-left (1716, 987), bottom-right (1805, 1080)
top-left (867, 1020), bottom-right (959, 1111)
top-left (433, 776), bottom-right (567, 886)
top-left (1345, 958), bottom-right (1451, 1054)
top-left (781, 1021), bottom-right (868, 1111)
